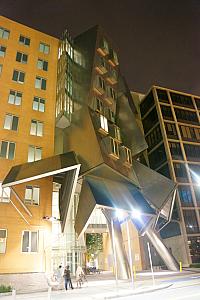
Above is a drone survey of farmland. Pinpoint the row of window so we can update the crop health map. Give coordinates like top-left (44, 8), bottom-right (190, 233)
top-left (6, 89), bottom-right (45, 112)
top-left (161, 104), bottom-right (199, 125)
top-left (0, 26), bottom-right (50, 54)
top-left (95, 76), bottom-right (116, 100)
top-left (0, 229), bottom-right (38, 254)
top-left (3, 113), bottom-right (44, 136)
top-left (0, 141), bottom-right (42, 161)
top-left (0, 47), bottom-right (48, 71)
top-left (0, 183), bottom-right (40, 205)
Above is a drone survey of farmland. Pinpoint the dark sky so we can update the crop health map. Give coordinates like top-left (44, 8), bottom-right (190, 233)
top-left (1, 0), bottom-right (200, 96)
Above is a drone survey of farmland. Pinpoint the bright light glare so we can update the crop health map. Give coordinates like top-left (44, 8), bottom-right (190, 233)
top-left (131, 209), bottom-right (141, 220)
top-left (115, 209), bottom-right (126, 221)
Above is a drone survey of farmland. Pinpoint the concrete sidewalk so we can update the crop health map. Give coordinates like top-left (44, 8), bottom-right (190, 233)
top-left (0, 273), bottom-right (172, 300)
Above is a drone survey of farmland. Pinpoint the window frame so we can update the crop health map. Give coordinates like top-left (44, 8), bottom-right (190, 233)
top-left (21, 230), bottom-right (38, 253)
top-left (0, 229), bottom-right (7, 254)
top-left (0, 140), bottom-right (16, 160)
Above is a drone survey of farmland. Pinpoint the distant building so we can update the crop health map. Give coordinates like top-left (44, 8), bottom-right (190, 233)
top-left (139, 85), bottom-right (200, 265)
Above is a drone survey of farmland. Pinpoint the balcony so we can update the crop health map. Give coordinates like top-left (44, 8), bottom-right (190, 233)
top-left (56, 110), bottom-right (71, 128)
top-left (97, 39), bottom-right (109, 57)
top-left (109, 125), bottom-right (122, 143)
top-left (93, 76), bottom-right (106, 96)
top-left (108, 50), bottom-right (119, 67)
top-left (95, 63), bottom-right (107, 75)
top-left (106, 70), bottom-right (118, 85)
top-left (105, 136), bottom-right (120, 160)
top-left (120, 146), bottom-right (132, 168)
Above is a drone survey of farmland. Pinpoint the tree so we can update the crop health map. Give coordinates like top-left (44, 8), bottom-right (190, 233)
top-left (86, 233), bottom-right (103, 258)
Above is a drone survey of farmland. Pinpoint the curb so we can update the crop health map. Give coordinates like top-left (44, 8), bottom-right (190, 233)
top-left (104, 283), bottom-right (173, 299)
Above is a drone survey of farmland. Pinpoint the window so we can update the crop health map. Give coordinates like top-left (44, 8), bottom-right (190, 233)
top-left (169, 142), bottom-right (183, 160)
top-left (175, 108), bottom-right (198, 125)
top-left (194, 98), bottom-right (200, 109)
top-left (4, 114), bottom-right (19, 131)
top-left (0, 141), bottom-right (15, 160)
top-left (184, 144), bottom-right (200, 162)
top-left (33, 97), bottom-right (45, 112)
top-left (148, 143), bottom-right (167, 169)
top-left (0, 45), bottom-right (6, 57)
top-left (37, 59), bottom-right (48, 71)
top-left (22, 231), bottom-right (38, 252)
top-left (107, 108), bottom-right (115, 122)
top-left (102, 39), bottom-right (109, 53)
top-left (189, 164), bottom-right (200, 184)
top-left (0, 27), bottom-right (10, 39)
top-left (179, 125), bottom-right (200, 142)
top-left (19, 35), bottom-right (30, 46)
top-left (35, 76), bottom-right (46, 90)
top-left (24, 186), bottom-right (40, 205)
top-left (170, 92), bottom-right (194, 108)
top-left (194, 187), bottom-right (200, 206)
top-left (183, 210), bottom-right (199, 234)
top-left (95, 97), bottom-right (104, 113)
top-left (146, 124), bottom-right (162, 151)
top-left (0, 229), bottom-right (7, 254)
top-left (161, 105), bottom-right (173, 120)
top-left (98, 76), bottom-right (105, 90)
top-left (16, 52), bottom-right (28, 64)
top-left (178, 186), bottom-right (194, 207)
top-left (157, 163), bottom-right (171, 179)
top-left (143, 107), bottom-right (158, 134)
top-left (140, 91), bottom-right (155, 117)
top-left (12, 70), bottom-right (25, 83)
top-left (120, 146), bottom-right (132, 165)
top-left (100, 115), bottom-right (108, 132)
top-left (28, 145), bottom-right (42, 162)
top-left (0, 182), bottom-right (10, 203)
top-left (156, 89), bottom-right (169, 103)
top-left (30, 120), bottom-right (43, 136)
top-left (173, 163), bottom-right (188, 183)
top-left (110, 137), bottom-right (119, 158)
top-left (107, 86), bottom-right (116, 100)
top-left (39, 42), bottom-right (50, 54)
top-left (165, 123), bottom-right (178, 139)
top-left (8, 90), bottom-right (22, 105)
top-left (188, 237), bottom-right (200, 263)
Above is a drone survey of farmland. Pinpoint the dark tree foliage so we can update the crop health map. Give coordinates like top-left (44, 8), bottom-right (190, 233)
top-left (86, 233), bottom-right (103, 255)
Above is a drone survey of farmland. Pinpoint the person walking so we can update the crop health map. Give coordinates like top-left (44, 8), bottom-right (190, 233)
top-left (63, 266), bottom-right (74, 290)
top-left (76, 266), bottom-right (85, 288)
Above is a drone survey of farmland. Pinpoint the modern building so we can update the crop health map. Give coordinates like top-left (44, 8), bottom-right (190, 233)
top-left (0, 15), bottom-right (179, 284)
top-left (140, 85), bottom-right (200, 265)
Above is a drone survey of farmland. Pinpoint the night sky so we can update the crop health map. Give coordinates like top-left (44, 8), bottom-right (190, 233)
top-left (1, 0), bottom-right (200, 96)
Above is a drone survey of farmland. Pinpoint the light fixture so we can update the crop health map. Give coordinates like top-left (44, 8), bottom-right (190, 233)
top-left (115, 209), bottom-right (126, 221)
top-left (131, 209), bottom-right (141, 220)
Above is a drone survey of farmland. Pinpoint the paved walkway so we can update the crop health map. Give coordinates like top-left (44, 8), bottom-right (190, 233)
top-left (0, 270), bottom-right (184, 300)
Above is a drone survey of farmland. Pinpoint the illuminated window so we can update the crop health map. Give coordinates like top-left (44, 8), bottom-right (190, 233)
top-left (30, 120), bottom-right (43, 137)
top-left (37, 59), bottom-right (48, 71)
top-left (28, 145), bottom-right (42, 162)
top-left (35, 76), bottom-right (46, 90)
top-left (24, 186), bottom-right (40, 205)
top-left (22, 231), bottom-right (38, 252)
top-left (0, 27), bottom-right (10, 39)
top-left (4, 114), bottom-right (19, 131)
top-left (0, 141), bottom-right (15, 160)
top-left (0, 45), bottom-right (6, 57)
top-left (39, 42), bottom-right (50, 54)
top-left (33, 97), bottom-right (45, 112)
top-left (110, 137), bottom-right (119, 158)
top-left (100, 115), bottom-right (108, 132)
top-left (0, 229), bottom-right (7, 254)
top-left (8, 90), bottom-right (22, 105)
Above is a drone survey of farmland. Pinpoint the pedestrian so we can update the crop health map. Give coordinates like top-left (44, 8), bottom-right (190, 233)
top-left (63, 265), bottom-right (74, 290)
top-left (56, 265), bottom-right (64, 283)
top-left (76, 266), bottom-right (85, 288)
